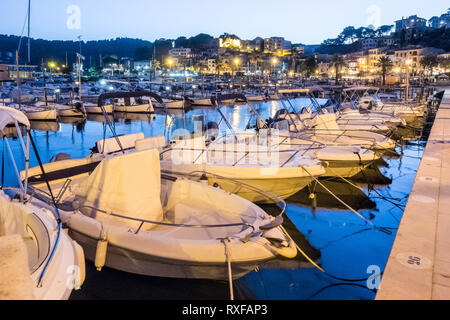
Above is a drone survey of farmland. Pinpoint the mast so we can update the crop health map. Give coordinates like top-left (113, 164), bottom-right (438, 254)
top-left (16, 51), bottom-right (21, 108)
top-left (78, 54), bottom-right (82, 101)
top-left (27, 0), bottom-right (31, 64)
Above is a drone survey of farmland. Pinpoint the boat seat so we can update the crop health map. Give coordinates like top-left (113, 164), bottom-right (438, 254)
top-left (135, 135), bottom-right (168, 152)
top-left (97, 132), bottom-right (145, 154)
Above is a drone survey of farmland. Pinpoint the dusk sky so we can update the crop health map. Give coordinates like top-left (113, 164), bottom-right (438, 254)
top-left (1, 0), bottom-right (449, 44)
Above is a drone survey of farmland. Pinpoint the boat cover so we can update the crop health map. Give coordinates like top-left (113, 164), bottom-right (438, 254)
top-left (75, 149), bottom-right (163, 230)
top-left (0, 107), bottom-right (30, 132)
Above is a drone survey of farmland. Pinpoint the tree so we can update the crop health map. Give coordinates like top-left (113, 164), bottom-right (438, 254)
top-left (375, 56), bottom-right (393, 86)
top-left (438, 57), bottom-right (450, 72)
top-left (331, 54), bottom-right (345, 84)
top-left (420, 55), bottom-right (438, 76)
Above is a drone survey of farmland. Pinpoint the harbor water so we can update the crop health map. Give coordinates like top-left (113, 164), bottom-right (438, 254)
top-left (0, 98), bottom-right (433, 300)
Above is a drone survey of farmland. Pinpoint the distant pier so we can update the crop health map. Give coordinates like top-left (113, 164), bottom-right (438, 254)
top-left (377, 88), bottom-right (450, 300)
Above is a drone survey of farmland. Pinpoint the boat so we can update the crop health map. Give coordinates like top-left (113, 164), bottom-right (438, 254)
top-left (275, 109), bottom-right (396, 151)
top-left (153, 99), bottom-right (185, 110)
top-left (357, 96), bottom-right (426, 124)
top-left (55, 100), bottom-right (86, 118)
top-left (246, 95), bottom-right (266, 102)
top-left (24, 148), bottom-right (300, 280)
top-left (336, 103), bottom-right (406, 133)
top-left (83, 102), bottom-right (113, 114)
top-left (113, 94), bottom-right (155, 114)
top-left (190, 97), bottom-right (214, 107)
top-left (20, 106), bottom-right (57, 121)
top-left (342, 87), bottom-right (426, 124)
top-left (0, 106), bottom-right (85, 300)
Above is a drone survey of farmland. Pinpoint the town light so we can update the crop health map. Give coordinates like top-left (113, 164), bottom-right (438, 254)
top-left (272, 57), bottom-right (278, 65)
top-left (167, 58), bottom-right (174, 66)
top-left (234, 58), bottom-right (240, 65)
top-left (406, 59), bottom-right (412, 65)
top-left (48, 62), bottom-right (56, 68)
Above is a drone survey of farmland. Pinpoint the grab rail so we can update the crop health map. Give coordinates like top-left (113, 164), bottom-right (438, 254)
top-left (77, 205), bottom-right (256, 235)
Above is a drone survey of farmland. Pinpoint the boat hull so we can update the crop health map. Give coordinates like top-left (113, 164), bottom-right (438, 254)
top-left (84, 104), bottom-right (113, 114)
top-left (25, 109), bottom-right (57, 121)
top-left (69, 230), bottom-right (259, 280)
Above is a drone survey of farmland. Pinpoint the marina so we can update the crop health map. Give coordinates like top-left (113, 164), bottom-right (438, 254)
top-left (1, 0), bottom-right (450, 305)
top-left (0, 88), bottom-right (445, 299)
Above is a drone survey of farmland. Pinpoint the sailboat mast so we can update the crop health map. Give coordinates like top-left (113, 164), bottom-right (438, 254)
top-left (27, 0), bottom-right (31, 64)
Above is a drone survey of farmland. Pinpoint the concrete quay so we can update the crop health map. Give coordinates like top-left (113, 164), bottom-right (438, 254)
top-left (377, 88), bottom-right (450, 300)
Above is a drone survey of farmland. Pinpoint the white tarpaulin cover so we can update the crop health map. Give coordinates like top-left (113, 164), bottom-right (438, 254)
top-left (0, 107), bottom-right (30, 132)
top-left (76, 149), bottom-right (163, 230)
top-left (0, 192), bottom-right (30, 237)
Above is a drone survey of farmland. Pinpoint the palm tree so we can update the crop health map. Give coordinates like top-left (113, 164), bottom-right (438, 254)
top-left (375, 56), bottom-right (393, 86)
top-left (331, 54), bottom-right (345, 85)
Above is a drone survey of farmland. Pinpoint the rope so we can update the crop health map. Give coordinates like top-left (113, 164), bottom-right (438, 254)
top-left (300, 165), bottom-right (374, 226)
top-left (222, 238), bottom-right (234, 300)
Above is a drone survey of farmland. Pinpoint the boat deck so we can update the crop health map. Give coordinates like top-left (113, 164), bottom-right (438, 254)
top-left (377, 88), bottom-right (450, 300)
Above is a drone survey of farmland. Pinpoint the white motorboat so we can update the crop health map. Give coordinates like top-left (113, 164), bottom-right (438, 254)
top-left (113, 97), bottom-right (154, 114)
top-left (276, 110), bottom-right (396, 151)
top-left (0, 107), bottom-right (84, 300)
top-left (357, 96), bottom-right (426, 124)
top-left (337, 104), bottom-right (406, 133)
top-left (24, 148), bottom-right (299, 280)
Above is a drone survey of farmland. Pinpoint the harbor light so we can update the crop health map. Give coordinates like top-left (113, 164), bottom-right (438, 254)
top-left (48, 62), bottom-right (56, 68)
top-left (234, 58), bottom-right (240, 65)
top-left (272, 57), bottom-right (278, 65)
top-left (167, 58), bottom-right (174, 66)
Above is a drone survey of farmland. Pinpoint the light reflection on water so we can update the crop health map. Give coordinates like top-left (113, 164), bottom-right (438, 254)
top-left (0, 98), bottom-right (430, 300)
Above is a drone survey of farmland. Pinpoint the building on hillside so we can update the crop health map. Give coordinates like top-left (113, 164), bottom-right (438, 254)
top-left (264, 37), bottom-right (292, 56)
top-left (207, 59), bottom-right (217, 73)
top-left (377, 37), bottom-right (395, 48)
top-left (169, 47), bottom-right (193, 59)
top-left (429, 10), bottom-right (450, 29)
top-left (395, 15), bottom-right (427, 41)
top-left (366, 48), bottom-right (389, 71)
top-left (393, 47), bottom-right (445, 72)
top-left (361, 38), bottom-right (378, 50)
top-left (292, 46), bottom-right (305, 56)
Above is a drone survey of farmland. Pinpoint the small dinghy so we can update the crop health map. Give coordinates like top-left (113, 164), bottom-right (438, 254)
top-left (0, 107), bottom-right (84, 300)
top-left (55, 100), bottom-right (86, 118)
top-left (83, 102), bottom-right (113, 114)
top-left (24, 149), bottom-right (298, 280)
top-left (111, 91), bottom-right (156, 114)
